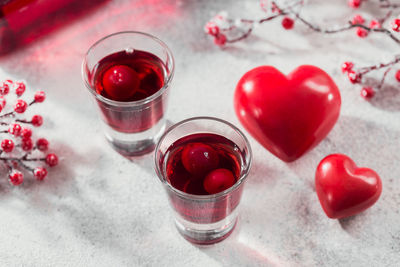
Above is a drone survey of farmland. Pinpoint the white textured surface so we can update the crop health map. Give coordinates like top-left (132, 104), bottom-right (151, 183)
top-left (0, 0), bottom-right (399, 266)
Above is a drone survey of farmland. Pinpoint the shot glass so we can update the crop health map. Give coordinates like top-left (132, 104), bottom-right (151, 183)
top-left (155, 117), bottom-right (252, 245)
top-left (82, 31), bottom-right (174, 156)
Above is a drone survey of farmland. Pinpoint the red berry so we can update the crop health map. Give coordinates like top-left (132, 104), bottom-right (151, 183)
top-left (21, 138), bottom-right (33, 151)
top-left (282, 17), bottom-right (294, 30)
top-left (34, 91), bottom-right (46, 103)
top-left (369, 19), bottom-right (381, 29)
top-left (0, 82), bottom-right (10, 95)
top-left (392, 19), bottom-right (400, 32)
top-left (360, 87), bottom-right (375, 99)
top-left (102, 65), bottom-right (140, 101)
top-left (341, 62), bottom-right (354, 73)
top-left (9, 170), bottom-right (23, 185)
top-left (351, 15), bottom-right (364, 25)
top-left (395, 70), bottom-right (400, 82)
top-left (21, 128), bottom-right (32, 139)
top-left (203, 168), bottom-right (236, 194)
top-left (1, 139), bottom-right (14, 153)
top-left (204, 21), bottom-right (219, 36)
top-left (348, 0), bottom-right (361, 8)
top-left (356, 27), bottom-right (368, 38)
top-left (8, 124), bottom-right (22, 136)
top-left (181, 143), bottom-right (219, 176)
top-left (0, 97), bottom-right (6, 108)
top-left (348, 71), bottom-right (361, 83)
top-left (214, 34), bottom-right (227, 46)
top-left (46, 153), bottom-right (58, 167)
top-left (15, 82), bottom-right (25, 96)
top-left (36, 138), bottom-right (49, 151)
top-left (31, 115), bottom-right (43, 127)
top-left (14, 99), bottom-right (27, 113)
top-left (33, 167), bottom-right (48, 181)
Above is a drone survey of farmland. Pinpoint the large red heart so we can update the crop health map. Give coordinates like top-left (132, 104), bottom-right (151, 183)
top-left (315, 154), bottom-right (382, 219)
top-left (234, 65), bottom-right (341, 162)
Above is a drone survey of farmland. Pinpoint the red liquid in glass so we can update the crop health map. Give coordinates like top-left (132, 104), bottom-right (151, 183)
top-left (92, 50), bottom-right (167, 133)
top-left (162, 133), bottom-right (244, 223)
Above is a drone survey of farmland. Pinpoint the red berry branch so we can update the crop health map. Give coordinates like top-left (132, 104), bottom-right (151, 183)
top-left (0, 80), bottom-right (58, 186)
top-left (205, 0), bottom-right (400, 99)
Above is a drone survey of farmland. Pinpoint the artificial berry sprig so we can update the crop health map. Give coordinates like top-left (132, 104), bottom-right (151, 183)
top-left (205, 0), bottom-right (400, 99)
top-left (0, 80), bottom-right (58, 185)
top-left (342, 55), bottom-right (400, 99)
top-left (205, 1), bottom-right (400, 46)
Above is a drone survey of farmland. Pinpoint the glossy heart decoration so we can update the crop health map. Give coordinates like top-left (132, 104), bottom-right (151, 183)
top-left (315, 154), bottom-right (382, 219)
top-left (234, 65), bottom-right (341, 162)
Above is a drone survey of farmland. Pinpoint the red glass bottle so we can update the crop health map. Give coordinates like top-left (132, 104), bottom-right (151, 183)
top-left (0, 0), bottom-right (100, 53)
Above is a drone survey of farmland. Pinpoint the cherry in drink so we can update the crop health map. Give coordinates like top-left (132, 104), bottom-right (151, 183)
top-left (155, 117), bottom-right (252, 245)
top-left (83, 32), bottom-right (174, 156)
top-left (164, 133), bottom-right (243, 224)
top-left (92, 49), bottom-right (167, 133)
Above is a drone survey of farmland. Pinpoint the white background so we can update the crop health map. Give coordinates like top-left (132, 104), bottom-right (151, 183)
top-left (0, 0), bottom-right (399, 266)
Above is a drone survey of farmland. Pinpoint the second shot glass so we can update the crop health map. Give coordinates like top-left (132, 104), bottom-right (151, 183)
top-left (155, 117), bottom-right (252, 245)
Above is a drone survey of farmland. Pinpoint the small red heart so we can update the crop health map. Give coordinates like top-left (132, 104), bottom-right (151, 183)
top-left (234, 65), bottom-right (341, 162)
top-left (315, 154), bottom-right (382, 219)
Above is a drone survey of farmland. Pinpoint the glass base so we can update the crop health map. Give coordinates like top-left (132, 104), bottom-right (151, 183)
top-left (174, 210), bottom-right (238, 245)
top-left (103, 118), bottom-right (166, 157)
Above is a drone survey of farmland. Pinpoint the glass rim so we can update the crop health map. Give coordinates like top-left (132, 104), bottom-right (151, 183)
top-left (154, 116), bottom-right (253, 200)
top-left (81, 31), bottom-right (175, 107)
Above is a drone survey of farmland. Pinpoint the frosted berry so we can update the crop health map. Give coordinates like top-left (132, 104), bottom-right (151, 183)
top-left (348, 0), bottom-right (361, 8)
top-left (8, 124), bottom-right (22, 136)
top-left (203, 168), bottom-right (235, 194)
top-left (21, 138), bottom-right (33, 151)
top-left (348, 71), bottom-right (361, 83)
top-left (0, 97), bottom-right (6, 108)
top-left (360, 87), bottom-right (375, 99)
top-left (204, 21), bottom-right (219, 36)
top-left (31, 115), bottom-right (43, 127)
top-left (392, 19), bottom-right (400, 32)
top-left (33, 167), bottom-right (47, 181)
top-left (34, 91), bottom-right (46, 103)
top-left (351, 15), bottom-right (364, 25)
top-left (46, 153), bottom-right (58, 167)
top-left (369, 19), bottom-right (381, 29)
top-left (395, 70), bottom-right (400, 82)
top-left (21, 128), bottom-right (32, 139)
top-left (341, 62), bottom-right (354, 73)
top-left (1, 139), bottom-right (14, 153)
top-left (102, 65), bottom-right (140, 101)
top-left (36, 138), bottom-right (49, 151)
top-left (14, 99), bottom-right (27, 113)
top-left (9, 170), bottom-right (23, 186)
top-left (0, 82), bottom-right (10, 95)
top-left (15, 82), bottom-right (26, 96)
top-left (356, 27), bottom-right (368, 38)
top-left (282, 17), bottom-right (294, 30)
top-left (181, 143), bottom-right (219, 176)
top-left (214, 34), bottom-right (227, 46)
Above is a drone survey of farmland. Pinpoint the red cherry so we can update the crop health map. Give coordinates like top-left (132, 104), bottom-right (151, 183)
top-left (203, 168), bottom-right (236, 194)
top-left (181, 143), bottom-right (219, 176)
top-left (102, 65), bottom-right (140, 101)
top-left (14, 99), bottom-right (27, 113)
top-left (31, 115), bottom-right (43, 127)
